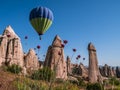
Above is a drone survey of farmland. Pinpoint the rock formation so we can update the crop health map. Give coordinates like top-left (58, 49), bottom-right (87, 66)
top-left (112, 67), bottom-right (116, 76)
top-left (24, 49), bottom-right (39, 70)
top-left (66, 57), bottom-right (88, 78)
top-left (116, 66), bottom-right (120, 78)
top-left (0, 25), bottom-right (24, 67)
top-left (66, 56), bottom-right (71, 75)
top-left (71, 63), bottom-right (88, 78)
top-left (88, 43), bottom-right (102, 83)
top-left (79, 63), bottom-right (88, 78)
top-left (44, 35), bottom-right (67, 79)
top-left (39, 61), bottom-right (44, 69)
top-left (99, 64), bottom-right (115, 77)
top-left (108, 66), bottom-right (115, 77)
top-left (103, 64), bottom-right (109, 77)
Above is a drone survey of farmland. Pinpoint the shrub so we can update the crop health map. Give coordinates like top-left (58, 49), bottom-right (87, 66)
top-left (109, 77), bottom-right (120, 86)
top-left (31, 67), bottom-right (54, 81)
top-left (0, 65), bottom-right (8, 71)
top-left (55, 78), bottom-right (64, 83)
top-left (72, 67), bottom-right (80, 75)
top-left (78, 78), bottom-right (86, 87)
top-left (13, 78), bottom-right (49, 90)
top-left (53, 81), bottom-right (80, 90)
top-left (86, 83), bottom-right (104, 90)
top-left (7, 64), bottom-right (22, 74)
top-left (116, 85), bottom-right (120, 90)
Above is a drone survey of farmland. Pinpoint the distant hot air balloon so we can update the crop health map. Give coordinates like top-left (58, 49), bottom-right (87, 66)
top-left (37, 45), bottom-right (40, 49)
top-left (24, 36), bottom-right (28, 39)
top-left (77, 55), bottom-right (81, 58)
top-left (24, 36), bottom-right (28, 45)
top-left (29, 6), bottom-right (54, 40)
top-left (76, 57), bottom-right (78, 60)
top-left (61, 44), bottom-right (65, 48)
top-left (83, 58), bottom-right (85, 60)
top-left (34, 48), bottom-right (36, 50)
top-left (37, 45), bottom-right (41, 54)
top-left (72, 48), bottom-right (76, 52)
top-left (63, 40), bottom-right (68, 44)
top-left (7, 34), bottom-right (11, 38)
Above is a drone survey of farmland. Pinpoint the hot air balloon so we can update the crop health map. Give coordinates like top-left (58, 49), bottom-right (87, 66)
top-left (37, 45), bottom-right (41, 54)
top-left (77, 55), bottom-right (81, 58)
top-left (7, 34), bottom-right (11, 38)
top-left (61, 44), bottom-right (65, 48)
top-left (29, 6), bottom-right (54, 40)
top-left (63, 40), bottom-right (68, 44)
top-left (24, 36), bottom-right (28, 39)
top-left (83, 58), bottom-right (85, 60)
top-left (72, 48), bottom-right (76, 52)
top-left (37, 45), bottom-right (40, 49)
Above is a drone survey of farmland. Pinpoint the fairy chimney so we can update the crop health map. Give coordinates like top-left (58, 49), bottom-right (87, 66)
top-left (44, 35), bottom-right (67, 79)
top-left (0, 25), bottom-right (24, 66)
top-left (24, 49), bottom-right (39, 70)
top-left (116, 66), bottom-right (120, 78)
top-left (79, 63), bottom-right (88, 78)
top-left (99, 64), bottom-right (115, 77)
top-left (88, 42), bottom-right (102, 83)
top-left (66, 56), bottom-right (71, 75)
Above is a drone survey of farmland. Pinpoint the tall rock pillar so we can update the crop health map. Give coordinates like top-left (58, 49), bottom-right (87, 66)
top-left (66, 56), bottom-right (71, 75)
top-left (88, 43), bottom-right (102, 83)
top-left (44, 35), bottom-right (67, 80)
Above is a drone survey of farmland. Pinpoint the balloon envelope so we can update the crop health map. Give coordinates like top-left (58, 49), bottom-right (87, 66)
top-left (29, 6), bottom-right (53, 36)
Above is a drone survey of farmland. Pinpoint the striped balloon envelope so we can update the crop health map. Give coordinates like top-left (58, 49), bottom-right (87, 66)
top-left (29, 6), bottom-right (54, 40)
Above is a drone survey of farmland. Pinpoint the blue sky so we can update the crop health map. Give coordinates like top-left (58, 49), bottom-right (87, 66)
top-left (0, 0), bottom-right (120, 66)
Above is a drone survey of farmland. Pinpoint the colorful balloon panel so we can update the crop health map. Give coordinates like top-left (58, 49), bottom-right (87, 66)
top-left (29, 6), bottom-right (53, 35)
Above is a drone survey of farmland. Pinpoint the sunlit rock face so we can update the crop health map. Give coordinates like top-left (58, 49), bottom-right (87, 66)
top-left (0, 25), bottom-right (24, 67)
top-left (88, 43), bottom-right (102, 83)
top-left (79, 63), bottom-right (88, 78)
top-left (99, 64), bottom-right (115, 77)
top-left (66, 56), bottom-right (71, 75)
top-left (24, 49), bottom-right (39, 70)
top-left (44, 35), bottom-right (67, 80)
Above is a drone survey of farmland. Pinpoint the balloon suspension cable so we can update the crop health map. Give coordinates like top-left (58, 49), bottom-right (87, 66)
top-left (39, 35), bottom-right (42, 40)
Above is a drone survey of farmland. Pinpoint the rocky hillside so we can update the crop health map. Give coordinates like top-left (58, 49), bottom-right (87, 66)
top-left (0, 25), bottom-right (40, 74)
top-left (0, 25), bottom-right (120, 90)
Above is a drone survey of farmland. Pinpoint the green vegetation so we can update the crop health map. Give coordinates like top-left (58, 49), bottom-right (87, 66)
top-left (13, 77), bottom-right (80, 90)
top-left (78, 78), bottom-right (86, 87)
top-left (72, 67), bottom-right (79, 75)
top-left (31, 67), bottom-right (54, 81)
top-left (1, 65), bottom-right (120, 90)
top-left (86, 83), bottom-right (104, 90)
top-left (109, 77), bottom-right (120, 86)
top-left (7, 64), bottom-right (22, 74)
top-left (13, 77), bottom-right (49, 90)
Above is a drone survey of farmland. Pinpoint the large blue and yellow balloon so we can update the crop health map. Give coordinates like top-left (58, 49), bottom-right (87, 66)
top-left (29, 6), bottom-right (53, 40)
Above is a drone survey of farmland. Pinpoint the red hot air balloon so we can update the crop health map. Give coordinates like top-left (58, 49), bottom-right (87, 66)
top-left (77, 55), bottom-right (81, 58)
top-left (63, 40), bottom-right (68, 44)
top-left (37, 45), bottom-right (40, 49)
top-left (7, 34), bottom-right (11, 38)
top-left (61, 44), bottom-right (65, 48)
